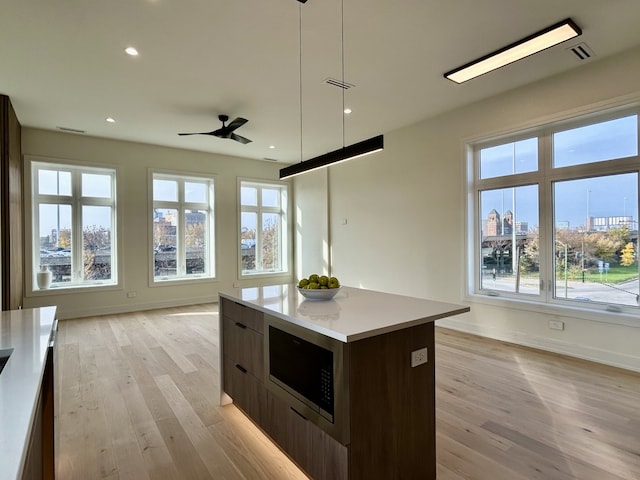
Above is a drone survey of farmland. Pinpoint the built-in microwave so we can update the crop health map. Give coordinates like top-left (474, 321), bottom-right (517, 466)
top-left (264, 314), bottom-right (350, 445)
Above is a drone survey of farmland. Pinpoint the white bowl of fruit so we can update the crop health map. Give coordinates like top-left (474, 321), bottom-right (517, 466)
top-left (297, 274), bottom-right (341, 300)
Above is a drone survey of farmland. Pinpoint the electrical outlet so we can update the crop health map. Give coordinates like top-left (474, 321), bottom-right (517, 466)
top-left (126, 291), bottom-right (137, 298)
top-left (411, 347), bottom-right (428, 367)
top-left (549, 319), bottom-right (564, 331)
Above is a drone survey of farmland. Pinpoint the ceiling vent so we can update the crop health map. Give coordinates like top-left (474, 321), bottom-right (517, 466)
top-left (323, 77), bottom-right (355, 90)
top-left (56, 126), bottom-right (86, 134)
top-left (567, 43), bottom-right (595, 61)
top-left (262, 157), bottom-right (279, 162)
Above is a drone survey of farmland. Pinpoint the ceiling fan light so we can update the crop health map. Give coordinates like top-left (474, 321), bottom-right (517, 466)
top-left (444, 18), bottom-right (581, 84)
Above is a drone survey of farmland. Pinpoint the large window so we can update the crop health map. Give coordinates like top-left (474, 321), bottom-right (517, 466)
top-left (240, 180), bottom-right (288, 276)
top-left (32, 162), bottom-right (117, 289)
top-left (152, 173), bottom-right (215, 282)
top-left (470, 110), bottom-right (639, 315)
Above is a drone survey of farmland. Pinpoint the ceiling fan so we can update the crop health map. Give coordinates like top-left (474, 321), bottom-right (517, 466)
top-left (178, 115), bottom-right (252, 144)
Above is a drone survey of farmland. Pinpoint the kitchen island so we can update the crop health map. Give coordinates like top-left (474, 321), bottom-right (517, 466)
top-left (219, 284), bottom-right (469, 480)
top-left (0, 306), bottom-right (57, 480)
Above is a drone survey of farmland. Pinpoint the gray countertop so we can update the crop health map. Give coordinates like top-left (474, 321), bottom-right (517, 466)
top-left (0, 306), bottom-right (57, 480)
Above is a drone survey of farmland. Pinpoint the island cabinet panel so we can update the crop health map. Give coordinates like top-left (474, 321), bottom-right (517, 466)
top-left (264, 389), bottom-right (348, 480)
top-left (220, 297), bottom-right (263, 334)
top-left (223, 358), bottom-right (267, 426)
top-left (348, 322), bottom-right (436, 479)
top-left (222, 316), bottom-right (264, 379)
top-left (221, 297), bottom-right (266, 424)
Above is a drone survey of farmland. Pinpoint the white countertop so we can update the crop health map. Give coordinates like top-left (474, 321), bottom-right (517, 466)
top-left (0, 306), bottom-right (57, 480)
top-left (219, 284), bottom-right (469, 342)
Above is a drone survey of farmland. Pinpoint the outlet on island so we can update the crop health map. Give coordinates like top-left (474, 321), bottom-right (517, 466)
top-left (411, 347), bottom-right (428, 367)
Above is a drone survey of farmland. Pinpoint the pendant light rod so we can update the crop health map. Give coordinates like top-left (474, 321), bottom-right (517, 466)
top-left (341, 0), bottom-right (345, 147)
top-left (299, 3), bottom-right (303, 163)
top-left (280, 0), bottom-right (384, 181)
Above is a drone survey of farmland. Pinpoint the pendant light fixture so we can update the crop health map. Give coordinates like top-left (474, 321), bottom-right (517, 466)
top-left (280, 0), bottom-right (383, 180)
top-left (444, 18), bottom-right (581, 84)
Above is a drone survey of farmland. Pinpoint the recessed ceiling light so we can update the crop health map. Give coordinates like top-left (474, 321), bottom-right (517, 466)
top-left (124, 46), bottom-right (139, 56)
top-left (444, 18), bottom-right (581, 84)
top-left (344, 108), bottom-right (352, 114)
top-left (106, 117), bottom-right (116, 123)
top-left (269, 145), bottom-right (276, 149)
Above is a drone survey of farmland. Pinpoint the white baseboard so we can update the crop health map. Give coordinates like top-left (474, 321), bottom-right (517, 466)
top-left (436, 317), bottom-right (640, 373)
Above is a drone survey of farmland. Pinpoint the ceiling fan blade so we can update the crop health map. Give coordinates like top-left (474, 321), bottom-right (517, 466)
top-left (226, 117), bottom-right (248, 132)
top-left (231, 133), bottom-right (252, 144)
top-left (178, 131), bottom-right (216, 136)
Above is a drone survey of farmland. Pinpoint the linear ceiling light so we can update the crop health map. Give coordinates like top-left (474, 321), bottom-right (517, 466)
top-left (279, 135), bottom-right (383, 180)
top-left (444, 18), bottom-right (581, 84)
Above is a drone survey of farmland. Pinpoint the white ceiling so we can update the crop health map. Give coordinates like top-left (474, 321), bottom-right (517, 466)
top-left (2, 0), bottom-right (640, 164)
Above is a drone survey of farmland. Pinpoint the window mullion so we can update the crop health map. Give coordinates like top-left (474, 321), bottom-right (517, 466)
top-left (73, 170), bottom-right (83, 282)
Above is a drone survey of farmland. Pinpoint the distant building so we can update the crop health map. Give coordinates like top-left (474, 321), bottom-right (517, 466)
top-left (484, 209), bottom-right (524, 236)
top-left (185, 210), bottom-right (205, 226)
top-left (591, 215), bottom-right (635, 231)
top-left (514, 221), bottom-right (528, 234)
top-left (486, 209), bottom-right (502, 235)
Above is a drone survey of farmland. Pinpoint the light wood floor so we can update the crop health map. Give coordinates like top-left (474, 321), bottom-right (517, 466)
top-left (55, 304), bottom-right (640, 479)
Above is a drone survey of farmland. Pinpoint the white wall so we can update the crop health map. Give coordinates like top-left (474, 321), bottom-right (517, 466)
top-left (293, 168), bottom-right (329, 280)
top-left (22, 129), bottom-right (293, 318)
top-left (295, 45), bottom-right (640, 372)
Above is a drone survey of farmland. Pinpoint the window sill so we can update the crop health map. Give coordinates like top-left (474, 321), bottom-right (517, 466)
top-left (466, 291), bottom-right (640, 329)
top-left (151, 276), bottom-right (217, 287)
top-left (240, 271), bottom-right (289, 280)
top-left (27, 282), bottom-right (120, 297)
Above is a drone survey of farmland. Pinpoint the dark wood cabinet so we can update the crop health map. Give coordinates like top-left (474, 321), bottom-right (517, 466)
top-left (223, 357), bottom-right (267, 426)
top-left (0, 94), bottom-right (24, 310)
top-left (221, 298), bottom-right (266, 425)
top-left (220, 296), bottom-right (434, 479)
top-left (222, 316), bottom-right (264, 379)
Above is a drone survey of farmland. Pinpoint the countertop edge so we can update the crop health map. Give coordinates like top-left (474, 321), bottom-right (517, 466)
top-left (219, 289), bottom-right (470, 343)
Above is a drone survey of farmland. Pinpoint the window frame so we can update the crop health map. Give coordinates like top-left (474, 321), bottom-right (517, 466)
top-left (238, 178), bottom-right (290, 279)
top-left (466, 106), bottom-right (640, 326)
top-left (150, 170), bottom-right (216, 285)
top-left (26, 157), bottom-right (120, 293)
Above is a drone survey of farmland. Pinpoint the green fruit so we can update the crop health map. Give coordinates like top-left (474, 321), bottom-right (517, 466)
top-left (298, 278), bottom-right (309, 288)
top-left (329, 276), bottom-right (340, 288)
top-left (308, 274), bottom-right (320, 284)
top-left (319, 275), bottom-right (329, 286)
top-left (307, 282), bottom-right (320, 289)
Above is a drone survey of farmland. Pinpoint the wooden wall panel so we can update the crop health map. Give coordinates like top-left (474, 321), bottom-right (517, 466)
top-left (348, 322), bottom-right (436, 479)
top-left (0, 94), bottom-right (24, 310)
